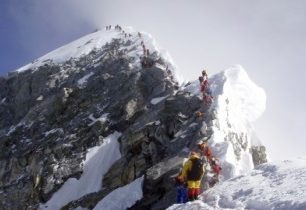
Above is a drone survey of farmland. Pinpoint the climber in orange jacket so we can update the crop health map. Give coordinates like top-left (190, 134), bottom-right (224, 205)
top-left (197, 140), bottom-right (213, 164)
top-left (179, 151), bottom-right (205, 201)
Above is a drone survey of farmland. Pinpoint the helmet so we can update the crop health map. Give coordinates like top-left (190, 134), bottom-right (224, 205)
top-left (190, 151), bottom-right (199, 157)
top-left (197, 140), bottom-right (204, 145)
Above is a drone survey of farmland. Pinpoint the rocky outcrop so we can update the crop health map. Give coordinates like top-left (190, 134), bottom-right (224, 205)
top-left (251, 146), bottom-right (268, 166)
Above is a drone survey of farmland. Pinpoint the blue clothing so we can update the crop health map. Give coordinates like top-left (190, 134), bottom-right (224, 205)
top-left (176, 185), bottom-right (188, 203)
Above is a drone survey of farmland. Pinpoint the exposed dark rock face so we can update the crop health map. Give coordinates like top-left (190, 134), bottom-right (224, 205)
top-left (251, 146), bottom-right (268, 166)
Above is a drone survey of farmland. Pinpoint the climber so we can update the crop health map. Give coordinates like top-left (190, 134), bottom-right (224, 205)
top-left (174, 172), bottom-right (188, 203)
top-left (203, 92), bottom-right (213, 105)
top-left (199, 76), bottom-right (204, 84)
top-left (202, 69), bottom-right (208, 80)
top-left (195, 111), bottom-right (204, 121)
top-left (197, 140), bottom-right (213, 164)
top-left (200, 79), bottom-right (213, 105)
top-left (209, 157), bottom-right (222, 187)
top-left (201, 79), bottom-right (209, 93)
top-left (179, 151), bottom-right (205, 201)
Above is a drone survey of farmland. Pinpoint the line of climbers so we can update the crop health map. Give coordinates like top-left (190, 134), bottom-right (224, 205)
top-left (174, 69), bottom-right (220, 203)
top-left (199, 70), bottom-right (213, 105)
top-left (105, 25), bottom-right (154, 68)
top-left (106, 24), bottom-right (133, 38)
top-left (139, 33), bottom-right (154, 68)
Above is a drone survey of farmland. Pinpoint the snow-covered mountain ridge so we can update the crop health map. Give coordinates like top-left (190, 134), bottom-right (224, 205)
top-left (168, 157), bottom-right (306, 210)
top-left (184, 65), bottom-right (267, 180)
top-left (14, 26), bottom-right (179, 78)
top-left (0, 26), bottom-right (281, 210)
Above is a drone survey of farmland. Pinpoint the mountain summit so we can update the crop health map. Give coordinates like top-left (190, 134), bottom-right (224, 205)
top-left (0, 26), bottom-right (274, 210)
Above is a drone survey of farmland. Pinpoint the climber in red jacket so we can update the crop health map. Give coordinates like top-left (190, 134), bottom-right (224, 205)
top-left (197, 140), bottom-right (213, 164)
top-left (209, 157), bottom-right (222, 187)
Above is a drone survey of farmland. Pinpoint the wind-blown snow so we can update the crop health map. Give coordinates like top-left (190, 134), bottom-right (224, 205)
top-left (40, 131), bottom-right (122, 210)
top-left (167, 157), bottom-right (306, 210)
top-left (93, 176), bottom-right (144, 210)
top-left (184, 65), bottom-right (266, 179)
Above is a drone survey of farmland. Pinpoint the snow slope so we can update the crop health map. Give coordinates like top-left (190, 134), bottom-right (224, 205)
top-left (209, 65), bottom-right (266, 179)
top-left (14, 26), bottom-right (183, 83)
top-left (93, 176), bottom-right (144, 210)
top-left (185, 65), bottom-right (266, 179)
top-left (167, 157), bottom-right (306, 210)
top-left (40, 132), bottom-right (121, 210)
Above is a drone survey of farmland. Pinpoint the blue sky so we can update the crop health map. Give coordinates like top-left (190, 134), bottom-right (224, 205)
top-left (0, 0), bottom-right (92, 73)
top-left (1, 0), bottom-right (306, 160)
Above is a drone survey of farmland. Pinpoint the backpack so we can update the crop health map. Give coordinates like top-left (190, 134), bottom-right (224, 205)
top-left (187, 158), bottom-right (204, 181)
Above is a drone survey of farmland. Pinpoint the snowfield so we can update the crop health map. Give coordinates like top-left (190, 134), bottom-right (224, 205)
top-left (167, 157), bottom-right (306, 210)
top-left (40, 132), bottom-right (122, 210)
top-left (93, 176), bottom-right (144, 210)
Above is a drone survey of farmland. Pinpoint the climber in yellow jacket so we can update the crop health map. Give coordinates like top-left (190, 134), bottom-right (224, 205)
top-left (179, 151), bottom-right (205, 201)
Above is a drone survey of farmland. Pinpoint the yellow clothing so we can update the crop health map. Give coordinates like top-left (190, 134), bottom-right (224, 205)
top-left (187, 180), bottom-right (201, 188)
top-left (180, 154), bottom-right (204, 186)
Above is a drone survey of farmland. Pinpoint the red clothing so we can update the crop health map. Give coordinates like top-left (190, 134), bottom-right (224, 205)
top-left (212, 164), bottom-right (222, 175)
top-left (188, 188), bottom-right (201, 200)
top-left (200, 80), bottom-right (209, 92)
top-left (204, 93), bottom-right (213, 104)
top-left (199, 144), bottom-right (213, 161)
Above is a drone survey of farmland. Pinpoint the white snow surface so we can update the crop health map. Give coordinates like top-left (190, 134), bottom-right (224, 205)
top-left (41, 131), bottom-right (122, 210)
top-left (88, 113), bottom-right (109, 126)
top-left (167, 157), bottom-right (306, 210)
top-left (14, 26), bottom-right (183, 83)
top-left (150, 95), bottom-right (169, 104)
top-left (77, 72), bottom-right (94, 88)
top-left (0, 98), bottom-right (6, 104)
top-left (184, 65), bottom-right (266, 179)
top-left (15, 29), bottom-right (123, 73)
top-left (93, 176), bottom-right (144, 210)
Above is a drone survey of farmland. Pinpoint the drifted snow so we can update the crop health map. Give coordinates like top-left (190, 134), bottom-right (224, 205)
top-left (40, 132), bottom-right (121, 210)
top-left (93, 176), bottom-right (144, 210)
top-left (167, 158), bottom-right (306, 210)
